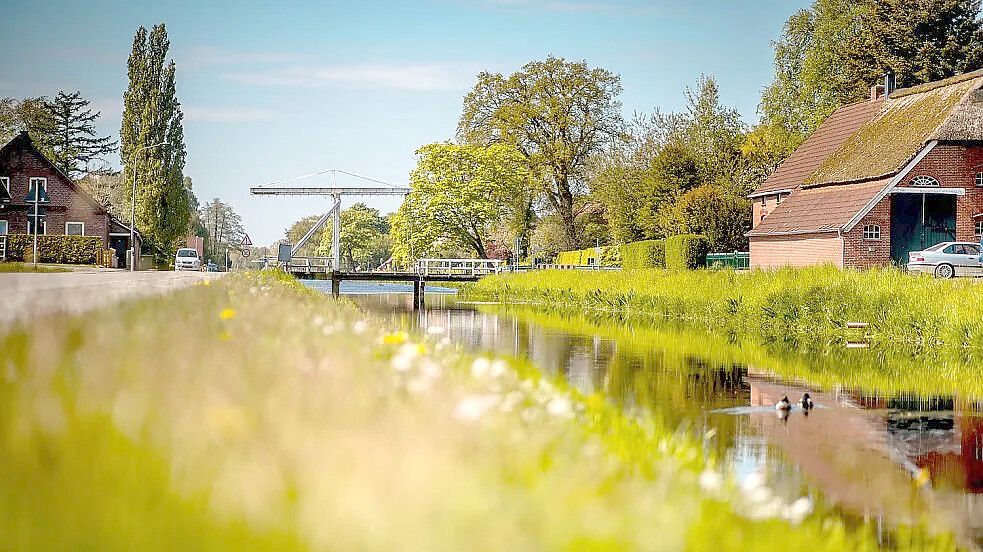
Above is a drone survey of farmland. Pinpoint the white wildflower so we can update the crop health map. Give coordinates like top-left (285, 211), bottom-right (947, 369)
top-left (741, 472), bottom-right (766, 493)
top-left (312, 315), bottom-right (324, 326)
top-left (489, 360), bottom-right (509, 378)
top-left (471, 358), bottom-right (491, 378)
top-left (699, 469), bottom-right (723, 493)
top-left (352, 320), bottom-right (368, 334)
top-left (391, 343), bottom-right (422, 372)
top-left (783, 497), bottom-right (813, 524)
top-left (426, 325), bottom-right (445, 335)
top-left (453, 395), bottom-right (499, 422)
top-left (546, 397), bottom-right (574, 418)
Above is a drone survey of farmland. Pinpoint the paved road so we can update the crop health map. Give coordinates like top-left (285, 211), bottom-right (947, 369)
top-left (0, 270), bottom-right (223, 326)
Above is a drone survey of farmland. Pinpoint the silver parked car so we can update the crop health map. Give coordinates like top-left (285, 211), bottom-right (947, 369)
top-left (174, 248), bottom-right (202, 271)
top-left (907, 241), bottom-right (983, 278)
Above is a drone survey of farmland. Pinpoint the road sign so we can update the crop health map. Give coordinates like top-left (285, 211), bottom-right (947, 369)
top-left (240, 233), bottom-right (252, 246)
top-left (241, 248), bottom-right (251, 258)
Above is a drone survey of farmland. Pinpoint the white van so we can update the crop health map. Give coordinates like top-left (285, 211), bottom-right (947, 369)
top-left (174, 248), bottom-right (202, 271)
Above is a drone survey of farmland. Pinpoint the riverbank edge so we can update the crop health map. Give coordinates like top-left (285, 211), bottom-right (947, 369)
top-left (0, 271), bottom-right (949, 550)
top-left (461, 267), bottom-right (983, 355)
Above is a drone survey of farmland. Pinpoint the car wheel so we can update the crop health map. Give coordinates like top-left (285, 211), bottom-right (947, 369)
top-left (935, 263), bottom-right (955, 279)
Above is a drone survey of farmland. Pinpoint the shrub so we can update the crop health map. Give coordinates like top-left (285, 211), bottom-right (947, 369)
top-left (555, 246), bottom-right (621, 267)
top-left (665, 234), bottom-right (710, 271)
top-left (622, 240), bottom-right (665, 269)
top-left (4, 234), bottom-right (103, 264)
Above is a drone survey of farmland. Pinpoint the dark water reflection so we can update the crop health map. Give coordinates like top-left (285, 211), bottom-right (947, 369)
top-left (307, 282), bottom-right (983, 548)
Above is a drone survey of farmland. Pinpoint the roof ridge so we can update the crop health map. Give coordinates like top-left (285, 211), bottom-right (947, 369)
top-left (891, 68), bottom-right (983, 98)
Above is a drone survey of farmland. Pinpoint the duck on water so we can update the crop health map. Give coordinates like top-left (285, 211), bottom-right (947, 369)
top-left (775, 394), bottom-right (815, 411)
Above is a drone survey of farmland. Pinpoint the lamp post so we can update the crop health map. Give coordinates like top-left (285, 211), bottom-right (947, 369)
top-left (129, 141), bottom-right (167, 271)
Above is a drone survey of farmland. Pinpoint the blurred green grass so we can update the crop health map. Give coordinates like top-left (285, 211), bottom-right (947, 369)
top-left (0, 271), bottom-right (957, 550)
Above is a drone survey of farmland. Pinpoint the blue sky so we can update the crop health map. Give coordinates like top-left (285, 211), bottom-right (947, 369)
top-left (0, 0), bottom-right (809, 245)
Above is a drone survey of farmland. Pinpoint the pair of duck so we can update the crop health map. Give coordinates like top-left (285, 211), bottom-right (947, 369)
top-left (776, 393), bottom-right (813, 411)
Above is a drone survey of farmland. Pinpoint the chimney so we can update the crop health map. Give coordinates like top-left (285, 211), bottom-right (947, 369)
top-left (884, 71), bottom-right (896, 98)
top-left (870, 84), bottom-right (886, 100)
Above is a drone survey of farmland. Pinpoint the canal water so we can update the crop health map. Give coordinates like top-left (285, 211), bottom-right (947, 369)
top-left (307, 281), bottom-right (983, 549)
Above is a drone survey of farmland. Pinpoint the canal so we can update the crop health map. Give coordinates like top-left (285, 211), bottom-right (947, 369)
top-left (307, 281), bottom-right (983, 549)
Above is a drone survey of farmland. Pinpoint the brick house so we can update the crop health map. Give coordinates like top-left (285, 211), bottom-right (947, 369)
top-left (748, 70), bottom-right (983, 269)
top-left (0, 131), bottom-right (140, 267)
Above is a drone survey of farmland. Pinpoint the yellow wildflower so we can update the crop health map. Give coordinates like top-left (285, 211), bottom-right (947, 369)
top-left (382, 331), bottom-right (408, 345)
top-left (220, 308), bottom-right (237, 321)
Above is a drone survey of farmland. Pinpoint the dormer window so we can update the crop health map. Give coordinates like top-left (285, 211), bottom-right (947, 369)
top-left (911, 175), bottom-right (939, 187)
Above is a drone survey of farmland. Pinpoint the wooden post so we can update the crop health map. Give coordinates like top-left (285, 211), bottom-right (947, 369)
top-left (331, 274), bottom-right (341, 298)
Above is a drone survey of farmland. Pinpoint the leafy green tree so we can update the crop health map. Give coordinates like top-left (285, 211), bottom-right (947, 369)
top-left (680, 76), bottom-right (747, 187)
top-left (120, 23), bottom-right (190, 257)
top-left (661, 184), bottom-right (751, 252)
top-left (397, 143), bottom-right (530, 259)
top-left (854, 0), bottom-right (983, 88)
top-left (200, 198), bottom-right (245, 267)
top-left (760, 0), bottom-right (982, 147)
top-left (284, 214), bottom-right (326, 257)
top-left (458, 56), bottom-right (624, 248)
top-left (0, 97), bottom-right (57, 154)
top-left (45, 91), bottom-right (117, 178)
top-left (314, 203), bottom-right (390, 270)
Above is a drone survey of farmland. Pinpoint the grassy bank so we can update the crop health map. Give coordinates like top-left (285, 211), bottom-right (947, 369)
top-left (0, 262), bottom-right (71, 273)
top-left (0, 272), bottom-right (953, 550)
top-left (463, 267), bottom-right (983, 354)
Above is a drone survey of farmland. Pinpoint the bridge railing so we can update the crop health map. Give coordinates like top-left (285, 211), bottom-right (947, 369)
top-left (415, 258), bottom-right (504, 277)
top-left (287, 256), bottom-right (333, 273)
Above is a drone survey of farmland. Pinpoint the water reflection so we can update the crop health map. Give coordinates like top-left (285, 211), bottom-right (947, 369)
top-left (317, 285), bottom-right (983, 548)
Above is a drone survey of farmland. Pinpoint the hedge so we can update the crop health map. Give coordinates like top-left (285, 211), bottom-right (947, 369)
top-left (3, 234), bottom-right (104, 264)
top-left (555, 246), bottom-right (620, 267)
top-left (621, 240), bottom-right (665, 269)
top-left (665, 234), bottom-right (710, 271)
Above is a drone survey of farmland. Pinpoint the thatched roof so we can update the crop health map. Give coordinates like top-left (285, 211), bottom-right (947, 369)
top-left (805, 74), bottom-right (982, 186)
top-left (933, 88), bottom-right (983, 142)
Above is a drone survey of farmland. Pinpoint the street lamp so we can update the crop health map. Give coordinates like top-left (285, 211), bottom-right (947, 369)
top-left (129, 141), bottom-right (167, 271)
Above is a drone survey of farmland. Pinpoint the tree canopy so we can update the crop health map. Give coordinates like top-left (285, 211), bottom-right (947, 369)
top-left (121, 23), bottom-right (190, 257)
top-left (458, 56), bottom-right (624, 249)
top-left (392, 143), bottom-right (529, 261)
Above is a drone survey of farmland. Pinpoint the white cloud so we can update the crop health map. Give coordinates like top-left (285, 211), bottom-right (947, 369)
top-left (183, 47), bottom-right (307, 69)
top-left (183, 106), bottom-right (278, 123)
top-left (224, 62), bottom-right (489, 91)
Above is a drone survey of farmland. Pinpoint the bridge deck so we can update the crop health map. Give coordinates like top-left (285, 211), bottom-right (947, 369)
top-left (288, 270), bottom-right (485, 283)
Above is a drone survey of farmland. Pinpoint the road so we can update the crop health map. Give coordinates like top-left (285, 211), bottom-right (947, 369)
top-left (0, 269), bottom-right (223, 326)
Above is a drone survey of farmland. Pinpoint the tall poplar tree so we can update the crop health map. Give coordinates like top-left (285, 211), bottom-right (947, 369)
top-left (120, 24), bottom-right (190, 257)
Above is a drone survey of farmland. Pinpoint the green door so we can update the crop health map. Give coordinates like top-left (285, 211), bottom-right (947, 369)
top-left (890, 194), bottom-right (956, 264)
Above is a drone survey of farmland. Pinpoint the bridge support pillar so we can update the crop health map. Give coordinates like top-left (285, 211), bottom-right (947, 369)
top-left (413, 279), bottom-right (425, 310)
top-left (331, 274), bottom-right (341, 298)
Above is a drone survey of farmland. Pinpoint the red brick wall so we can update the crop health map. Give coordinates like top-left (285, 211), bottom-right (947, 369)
top-left (840, 143), bottom-right (983, 268)
top-left (843, 197), bottom-right (892, 268)
top-left (751, 193), bottom-right (790, 228)
top-left (902, 143), bottom-right (983, 241)
top-left (0, 142), bottom-right (109, 246)
top-left (750, 233), bottom-right (844, 268)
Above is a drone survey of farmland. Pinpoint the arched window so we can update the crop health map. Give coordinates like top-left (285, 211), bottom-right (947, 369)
top-left (863, 224), bottom-right (881, 240)
top-left (910, 175), bottom-right (940, 187)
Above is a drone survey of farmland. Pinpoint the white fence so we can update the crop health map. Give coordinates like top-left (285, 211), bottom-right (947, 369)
top-left (0, 235), bottom-right (5, 261)
top-left (415, 258), bottom-right (504, 277)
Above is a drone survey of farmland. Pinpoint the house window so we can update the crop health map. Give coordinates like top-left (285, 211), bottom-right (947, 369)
top-left (65, 222), bottom-right (85, 236)
top-left (0, 177), bottom-right (8, 194)
top-left (0, 220), bottom-right (7, 235)
top-left (976, 220), bottom-right (983, 236)
top-left (976, 172), bottom-right (983, 187)
top-left (863, 224), bottom-right (881, 240)
top-left (910, 175), bottom-right (940, 187)
top-left (28, 217), bottom-right (45, 235)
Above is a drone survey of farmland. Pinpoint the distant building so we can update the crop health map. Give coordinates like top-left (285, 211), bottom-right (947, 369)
top-left (0, 131), bottom-right (141, 267)
top-left (748, 70), bottom-right (983, 268)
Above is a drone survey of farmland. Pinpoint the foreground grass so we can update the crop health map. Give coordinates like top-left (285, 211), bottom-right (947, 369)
top-left (464, 266), bottom-right (983, 354)
top-left (0, 262), bottom-right (71, 273)
top-left (0, 272), bottom-right (954, 550)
